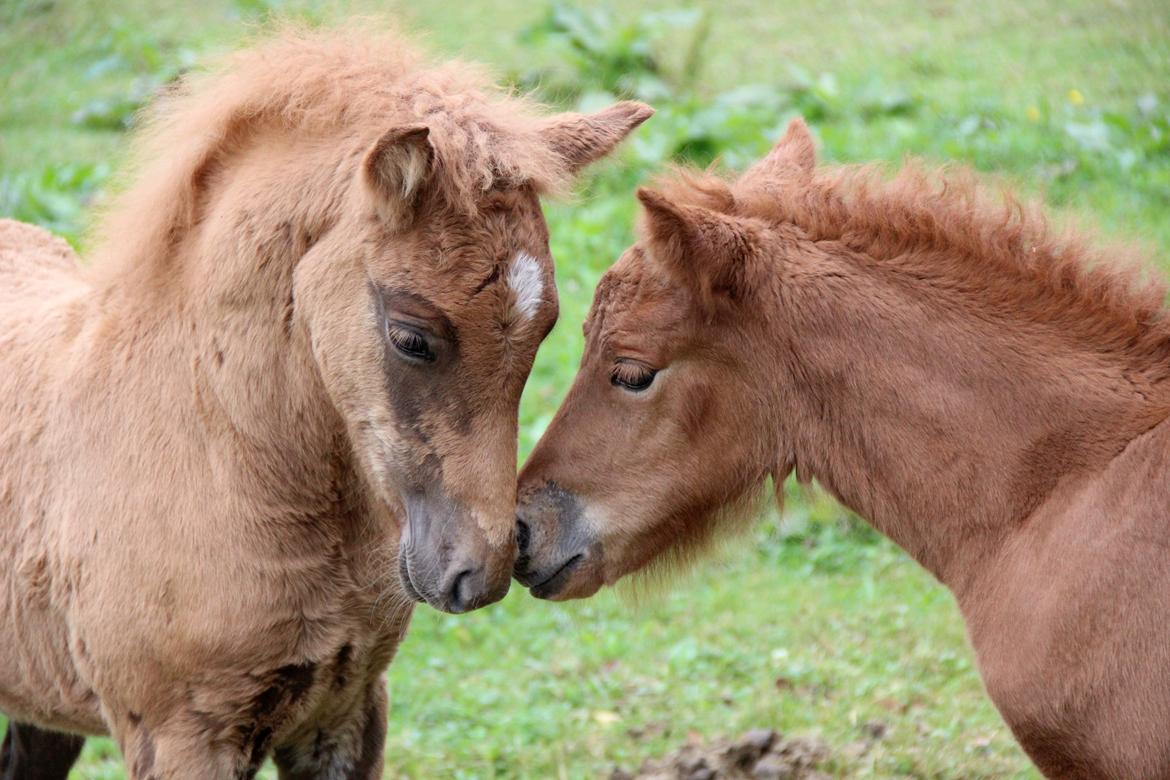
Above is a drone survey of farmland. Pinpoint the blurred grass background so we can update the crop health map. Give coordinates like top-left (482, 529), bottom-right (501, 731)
top-left (2, 0), bottom-right (1168, 777)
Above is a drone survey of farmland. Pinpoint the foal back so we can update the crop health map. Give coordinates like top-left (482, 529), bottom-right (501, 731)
top-left (0, 219), bottom-right (103, 731)
top-left (0, 219), bottom-right (90, 369)
top-left (0, 219), bottom-right (86, 308)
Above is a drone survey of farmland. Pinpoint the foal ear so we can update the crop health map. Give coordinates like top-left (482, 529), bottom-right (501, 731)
top-left (541, 101), bottom-right (654, 175)
top-left (362, 125), bottom-right (434, 227)
top-left (740, 117), bottom-right (817, 187)
top-left (636, 188), bottom-right (768, 314)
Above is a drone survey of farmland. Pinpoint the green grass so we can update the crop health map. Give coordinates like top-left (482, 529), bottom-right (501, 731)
top-left (2, 0), bottom-right (1168, 777)
top-left (379, 502), bottom-right (1032, 779)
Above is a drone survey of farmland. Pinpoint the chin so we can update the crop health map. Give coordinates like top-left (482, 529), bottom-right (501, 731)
top-left (547, 577), bottom-right (604, 601)
top-left (531, 565), bottom-right (606, 601)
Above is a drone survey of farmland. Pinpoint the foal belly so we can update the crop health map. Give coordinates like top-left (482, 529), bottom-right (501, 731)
top-left (0, 595), bottom-right (105, 735)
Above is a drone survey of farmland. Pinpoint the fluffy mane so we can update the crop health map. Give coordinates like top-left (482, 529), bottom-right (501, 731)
top-left (88, 24), bottom-right (569, 272)
top-left (655, 161), bottom-right (1170, 374)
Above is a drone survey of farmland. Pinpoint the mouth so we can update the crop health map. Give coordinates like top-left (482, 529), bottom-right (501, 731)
top-left (527, 554), bottom-right (583, 600)
top-left (397, 552), bottom-right (425, 604)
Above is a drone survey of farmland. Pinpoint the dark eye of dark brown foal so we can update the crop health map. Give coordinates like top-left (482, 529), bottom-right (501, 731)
top-left (611, 360), bottom-right (657, 392)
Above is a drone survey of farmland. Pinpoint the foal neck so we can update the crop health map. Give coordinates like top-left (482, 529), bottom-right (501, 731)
top-left (84, 134), bottom-right (353, 505)
top-left (776, 243), bottom-right (1170, 589)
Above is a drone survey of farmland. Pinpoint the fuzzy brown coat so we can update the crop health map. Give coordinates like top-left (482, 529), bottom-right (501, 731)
top-left (0, 26), bottom-right (649, 778)
top-left (516, 120), bottom-right (1170, 778)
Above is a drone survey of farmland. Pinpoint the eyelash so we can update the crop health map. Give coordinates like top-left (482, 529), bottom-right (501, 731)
top-left (610, 362), bottom-right (657, 392)
top-left (388, 325), bottom-right (435, 362)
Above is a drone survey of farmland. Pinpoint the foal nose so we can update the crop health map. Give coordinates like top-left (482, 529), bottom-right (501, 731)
top-left (442, 563), bottom-right (510, 614)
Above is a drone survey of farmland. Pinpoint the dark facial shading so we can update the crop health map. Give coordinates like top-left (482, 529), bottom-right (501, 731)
top-left (370, 283), bottom-right (472, 449)
top-left (368, 275), bottom-right (527, 613)
top-left (514, 480), bottom-right (599, 598)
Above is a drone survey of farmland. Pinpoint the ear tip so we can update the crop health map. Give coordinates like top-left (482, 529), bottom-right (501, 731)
top-left (612, 100), bottom-right (656, 126)
top-left (402, 124), bottom-right (431, 142)
top-left (377, 124), bottom-right (431, 149)
top-left (635, 187), bottom-right (664, 207)
top-left (630, 101), bottom-right (657, 120)
top-left (782, 116), bottom-right (813, 142)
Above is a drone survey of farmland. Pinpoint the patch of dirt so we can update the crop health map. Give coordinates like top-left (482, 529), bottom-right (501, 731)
top-left (609, 729), bottom-right (831, 780)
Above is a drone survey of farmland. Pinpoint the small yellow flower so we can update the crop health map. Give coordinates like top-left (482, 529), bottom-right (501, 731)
top-left (1026, 105), bottom-right (1041, 122)
top-left (1068, 89), bottom-right (1085, 106)
top-left (592, 711), bottom-right (621, 725)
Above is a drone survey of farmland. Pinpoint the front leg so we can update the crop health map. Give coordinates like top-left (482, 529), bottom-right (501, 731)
top-left (273, 683), bottom-right (387, 780)
top-left (0, 721), bottom-right (85, 780)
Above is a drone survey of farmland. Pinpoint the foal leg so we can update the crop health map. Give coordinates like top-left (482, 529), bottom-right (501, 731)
top-left (272, 683), bottom-right (388, 780)
top-left (0, 721), bottom-right (85, 780)
top-left (117, 717), bottom-right (265, 780)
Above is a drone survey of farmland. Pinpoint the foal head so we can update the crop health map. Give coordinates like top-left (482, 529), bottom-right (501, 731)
top-left (304, 97), bottom-right (652, 613)
top-left (514, 121), bottom-right (819, 600)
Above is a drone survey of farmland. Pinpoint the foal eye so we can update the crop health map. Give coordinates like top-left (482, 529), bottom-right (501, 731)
top-left (388, 325), bottom-right (435, 363)
top-left (610, 361), bottom-right (657, 392)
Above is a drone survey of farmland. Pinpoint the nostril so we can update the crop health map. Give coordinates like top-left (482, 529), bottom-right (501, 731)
top-left (516, 519), bottom-right (530, 555)
top-left (449, 568), bottom-right (474, 612)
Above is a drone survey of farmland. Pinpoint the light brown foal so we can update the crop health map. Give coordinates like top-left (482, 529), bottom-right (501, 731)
top-left (0, 28), bottom-right (650, 778)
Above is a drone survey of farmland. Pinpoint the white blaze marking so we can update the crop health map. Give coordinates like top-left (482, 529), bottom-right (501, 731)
top-left (507, 251), bottom-right (544, 323)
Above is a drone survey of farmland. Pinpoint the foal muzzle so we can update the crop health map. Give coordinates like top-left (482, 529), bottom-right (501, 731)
top-left (399, 494), bottom-right (513, 613)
